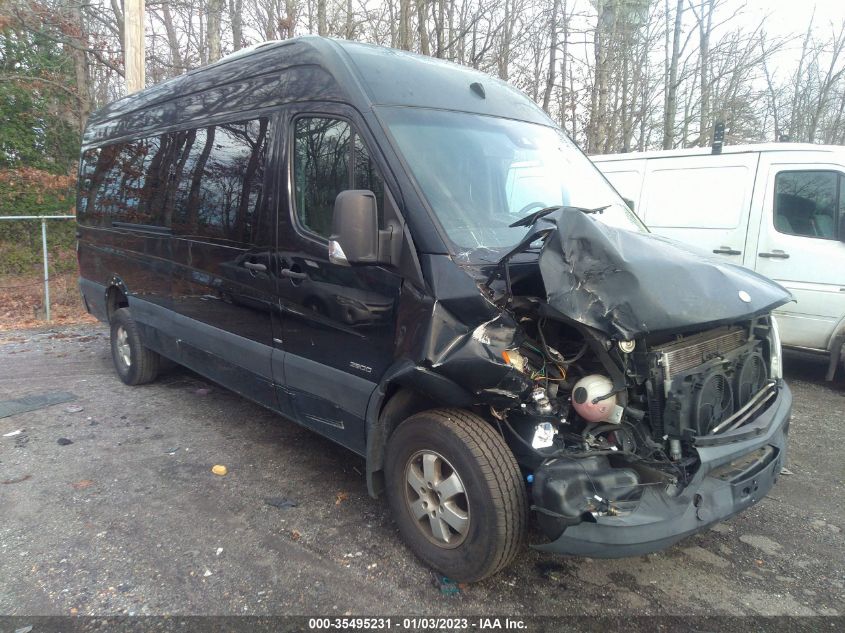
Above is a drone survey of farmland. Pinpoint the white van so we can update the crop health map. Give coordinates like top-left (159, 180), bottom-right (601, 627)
top-left (592, 144), bottom-right (845, 381)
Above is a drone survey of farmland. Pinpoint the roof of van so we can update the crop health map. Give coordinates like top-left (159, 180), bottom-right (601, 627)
top-left (83, 37), bottom-right (551, 146)
top-left (590, 143), bottom-right (845, 162)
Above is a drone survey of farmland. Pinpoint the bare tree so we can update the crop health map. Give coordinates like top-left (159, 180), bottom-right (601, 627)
top-left (207, 0), bottom-right (224, 62)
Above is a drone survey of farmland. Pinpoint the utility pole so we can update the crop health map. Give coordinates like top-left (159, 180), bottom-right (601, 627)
top-left (125, 0), bottom-right (145, 93)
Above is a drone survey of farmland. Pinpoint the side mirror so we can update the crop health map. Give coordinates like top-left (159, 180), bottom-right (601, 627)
top-left (329, 190), bottom-right (391, 266)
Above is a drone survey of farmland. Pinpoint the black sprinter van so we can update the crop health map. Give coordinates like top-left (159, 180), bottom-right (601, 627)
top-left (77, 36), bottom-right (793, 581)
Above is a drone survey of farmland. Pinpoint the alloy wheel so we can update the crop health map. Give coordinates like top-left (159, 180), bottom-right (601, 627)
top-left (403, 450), bottom-right (470, 548)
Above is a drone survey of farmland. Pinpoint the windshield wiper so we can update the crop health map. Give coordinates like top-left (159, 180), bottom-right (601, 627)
top-left (509, 204), bottom-right (610, 228)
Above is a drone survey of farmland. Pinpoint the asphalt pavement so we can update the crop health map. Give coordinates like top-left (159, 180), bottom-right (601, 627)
top-left (0, 324), bottom-right (843, 617)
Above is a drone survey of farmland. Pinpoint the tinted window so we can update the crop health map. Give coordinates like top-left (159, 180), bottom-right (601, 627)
top-left (173, 119), bottom-right (270, 243)
top-left (79, 145), bottom-right (120, 224)
top-left (293, 117), bottom-right (385, 239)
top-left (138, 130), bottom-right (196, 227)
top-left (774, 171), bottom-right (841, 239)
top-left (78, 118), bottom-right (269, 244)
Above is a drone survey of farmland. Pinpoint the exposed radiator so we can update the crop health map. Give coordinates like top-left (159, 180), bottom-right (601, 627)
top-left (653, 326), bottom-right (747, 383)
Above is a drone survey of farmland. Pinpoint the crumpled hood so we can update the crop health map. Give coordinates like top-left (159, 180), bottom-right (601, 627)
top-left (538, 209), bottom-right (792, 340)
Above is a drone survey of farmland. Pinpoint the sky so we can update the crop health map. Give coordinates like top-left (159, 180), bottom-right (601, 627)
top-left (745, 0), bottom-right (844, 36)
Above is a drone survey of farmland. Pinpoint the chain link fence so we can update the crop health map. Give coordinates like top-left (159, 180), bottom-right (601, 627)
top-left (0, 215), bottom-right (76, 322)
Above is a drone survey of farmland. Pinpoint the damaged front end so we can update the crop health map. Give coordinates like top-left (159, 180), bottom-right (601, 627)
top-left (408, 208), bottom-right (793, 557)
top-left (519, 314), bottom-right (792, 557)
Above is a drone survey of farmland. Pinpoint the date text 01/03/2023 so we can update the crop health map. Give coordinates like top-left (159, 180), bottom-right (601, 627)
top-left (307, 617), bottom-right (528, 630)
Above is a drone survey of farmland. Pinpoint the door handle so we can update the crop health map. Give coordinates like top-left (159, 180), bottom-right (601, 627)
top-left (280, 268), bottom-right (307, 280)
top-left (712, 246), bottom-right (741, 255)
top-left (758, 250), bottom-right (790, 259)
top-left (243, 261), bottom-right (267, 272)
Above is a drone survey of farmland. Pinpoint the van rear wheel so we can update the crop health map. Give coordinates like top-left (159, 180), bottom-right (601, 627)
top-left (110, 307), bottom-right (160, 386)
top-left (384, 408), bottom-right (527, 582)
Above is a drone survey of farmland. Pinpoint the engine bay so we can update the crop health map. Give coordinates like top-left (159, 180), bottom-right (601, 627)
top-left (488, 299), bottom-right (780, 535)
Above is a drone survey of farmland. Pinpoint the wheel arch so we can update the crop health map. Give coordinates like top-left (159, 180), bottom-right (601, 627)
top-left (105, 276), bottom-right (130, 321)
top-left (364, 361), bottom-right (476, 498)
top-left (825, 315), bottom-right (845, 381)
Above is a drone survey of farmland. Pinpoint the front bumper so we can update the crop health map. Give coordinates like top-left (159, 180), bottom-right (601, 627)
top-left (531, 382), bottom-right (792, 558)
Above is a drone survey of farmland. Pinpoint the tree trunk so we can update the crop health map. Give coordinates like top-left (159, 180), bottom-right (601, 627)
top-left (541, 0), bottom-right (560, 113)
top-left (229, 0), bottom-right (244, 50)
top-left (435, 0), bottom-right (445, 57)
top-left (588, 0), bottom-right (610, 152)
top-left (207, 0), bottom-right (224, 63)
top-left (318, 0), bottom-right (327, 36)
top-left (67, 3), bottom-right (92, 131)
top-left (417, 0), bottom-right (430, 55)
top-left (399, 0), bottom-right (411, 50)
top-left (662, 0), bottom-right (683, 149)
top-left (161, 4), bottom-right (184, 71)
top-left (498, 0), bottom-right (513, 80)
top-left (696, 0), bottom-right (715, 146)
top-left (789, 16), bottom-right (814, 140)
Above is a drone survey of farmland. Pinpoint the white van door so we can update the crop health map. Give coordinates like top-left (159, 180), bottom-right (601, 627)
top-left (594, 159), bottom-right (646, 210)
top-left (639, 153), bottom-right (759, 261)
top-left (750, 158), bottom-right (845, 351)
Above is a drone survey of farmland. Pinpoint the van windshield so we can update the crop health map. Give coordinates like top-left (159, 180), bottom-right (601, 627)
top-left (378, 107), bottom-right (645, 257)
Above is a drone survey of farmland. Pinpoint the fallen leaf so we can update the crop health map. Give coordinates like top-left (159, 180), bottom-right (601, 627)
top-left (71, 479), bottom-right (94, 489)
top-left (335, 491), bottom-right (349, 505)
top-left (290, 529), bottom-right (301, 541)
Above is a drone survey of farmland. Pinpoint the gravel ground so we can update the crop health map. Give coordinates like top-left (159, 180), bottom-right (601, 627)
top-left (0, 324), bottom-right (843, 617)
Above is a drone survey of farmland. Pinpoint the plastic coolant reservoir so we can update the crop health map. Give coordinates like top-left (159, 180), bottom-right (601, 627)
top-left (572, 374), bottom-right (617, 423)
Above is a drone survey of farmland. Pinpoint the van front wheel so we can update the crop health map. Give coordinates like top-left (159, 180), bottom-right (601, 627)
top-left (384, 408), bottom-right (527, 582)
top-left (110, 307), bottom-right (160, 386)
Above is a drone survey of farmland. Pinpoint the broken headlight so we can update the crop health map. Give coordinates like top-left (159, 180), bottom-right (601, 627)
top-left (768, 315), bottom-right (783, 380)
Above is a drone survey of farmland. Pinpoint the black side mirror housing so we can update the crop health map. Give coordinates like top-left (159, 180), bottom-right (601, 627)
top-left (329, 190), bottom-right (396, 266)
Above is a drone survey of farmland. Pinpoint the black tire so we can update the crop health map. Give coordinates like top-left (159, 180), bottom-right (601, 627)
top-left (110, 307), bottom-right (160, 386)
top-left (384, 408), bottom-right (527, 582)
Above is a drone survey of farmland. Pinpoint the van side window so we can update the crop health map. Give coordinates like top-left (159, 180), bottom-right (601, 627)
top-left (293, 116), bottom-right (385, 239)
top-left (79, 145), bottom-right (119, 224)
top-left (79, 141), bottom-right (154, 225)
top-left (79, 118), bottom-right (269, 242)
top-left (774, 171), bottom-right (841, 240)
top-left (138, 131), bottom-right (196, 228)
top-left (173, 118), bottom-right (270, 244)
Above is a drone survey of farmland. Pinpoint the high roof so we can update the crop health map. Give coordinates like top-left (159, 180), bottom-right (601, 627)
top-left (591, 143), bottom-right (845, 162)
top-left (83, 37), bottom-right (551, 147)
